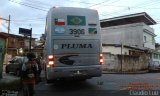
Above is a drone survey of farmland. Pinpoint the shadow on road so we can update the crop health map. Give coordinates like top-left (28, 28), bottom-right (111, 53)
top-left (48, 80), bottom-right (99, 91)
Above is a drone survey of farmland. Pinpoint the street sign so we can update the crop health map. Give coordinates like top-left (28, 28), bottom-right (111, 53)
top-left (19, 28), bottom-right (32, 36)
top-left (19, 27), bottom-right (32, 52)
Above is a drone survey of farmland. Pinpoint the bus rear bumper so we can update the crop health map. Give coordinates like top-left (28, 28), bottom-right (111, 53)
top-left (46, 65), bottom-right (102, 81)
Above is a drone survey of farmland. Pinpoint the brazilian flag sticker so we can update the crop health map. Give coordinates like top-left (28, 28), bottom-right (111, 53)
top-left (67, 15), bottom-right (86, 26)
top-left (88, 28), bottom-right (97, 34)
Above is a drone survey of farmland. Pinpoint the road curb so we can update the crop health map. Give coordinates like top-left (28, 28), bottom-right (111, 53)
top-left (102, 70), bottom-right (149, 74)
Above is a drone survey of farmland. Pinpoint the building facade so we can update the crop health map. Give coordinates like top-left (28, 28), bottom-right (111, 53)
top-left (0, 32), bottom-right (38, 65)
top-left (101, 23), bottom-right (156, 50)
top-left (0, 32), bottom-right (36, 56)
top-left (100, 12), bottom-right (156, 72)
top-left (149, 44), bottom-right (160, 71)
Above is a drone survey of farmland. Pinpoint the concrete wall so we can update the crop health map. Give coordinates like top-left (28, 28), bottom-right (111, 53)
top-left (102, 46), bottom-right (129, 55)
top-left (102, 53), bottom-right (149, 72)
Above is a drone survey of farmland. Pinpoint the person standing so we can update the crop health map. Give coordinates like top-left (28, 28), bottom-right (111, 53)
top-left (21, 52), bottom-right (39, 96)
top-left (35, 55), bottom-right (42, 83)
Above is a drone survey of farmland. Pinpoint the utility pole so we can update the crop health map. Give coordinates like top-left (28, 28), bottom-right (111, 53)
top-left (6, 15), bottom-right (11, 54)
top-left (121, 42), bottom-right (123, 73)
top-left (8, 15), bottom-right (10, 34)
top-left (29, 28), bottom-right (32, 52)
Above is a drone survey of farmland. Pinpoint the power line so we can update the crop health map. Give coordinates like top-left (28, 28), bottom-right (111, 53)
top-left (5, 1), bottom-right (160, 37)
top-left (11, 19), bottom-right (45, 22)
top-left (99, 0), bottom-right (160, 17)
top-left (60, 0), bottom-right (96, 5)
top-left (8, 0), bottom-right (48, 11)
top-left (98, 4), bottom-right (160, 9)
top-left (88, 0), bottom-right (111, 8)
top-left (97, 0), bottom-right (141, 16)
top-left (99, 4), bottom-right (128, 8)
top-left (25, 0), bottom-right (52, 6)
top-left (92, 0), bottom-right (121, 9)
top-left (1, 23), bottom-right (8, 30)
top-left (21, 0), bottom-right (50, 10)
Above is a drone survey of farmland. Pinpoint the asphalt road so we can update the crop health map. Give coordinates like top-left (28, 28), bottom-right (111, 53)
top-left (34, 72), bottom-right (160, 96)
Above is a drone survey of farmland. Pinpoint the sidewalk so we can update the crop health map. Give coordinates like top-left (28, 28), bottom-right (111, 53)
top-left (0, 72), bottom-right (21, 95)
top-left (0, 71), bottom-right (45, 95)
top-left (0, 72), bottom-right (20, 83)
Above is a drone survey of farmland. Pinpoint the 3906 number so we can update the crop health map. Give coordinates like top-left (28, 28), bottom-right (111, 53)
top-left (69, 29), bottom-right (85, 35)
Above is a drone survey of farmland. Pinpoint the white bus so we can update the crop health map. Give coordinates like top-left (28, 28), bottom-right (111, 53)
top-left (43, 7), bottom-right (103, 83)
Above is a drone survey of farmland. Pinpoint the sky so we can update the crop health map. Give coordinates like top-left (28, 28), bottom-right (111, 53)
top-left (0, 0), bottom-right (160, 42)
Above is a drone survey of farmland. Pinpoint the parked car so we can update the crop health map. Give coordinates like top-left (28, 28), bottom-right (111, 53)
top-left (148, 61), bottom-right (160, 72)
top-left (5, 56), bottom-right (28, 76)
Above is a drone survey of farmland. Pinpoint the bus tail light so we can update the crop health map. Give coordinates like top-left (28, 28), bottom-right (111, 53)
top-left (99, 53), bottom-right (104, 64)
top-left (48, 55), bottom-right (55, 67)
